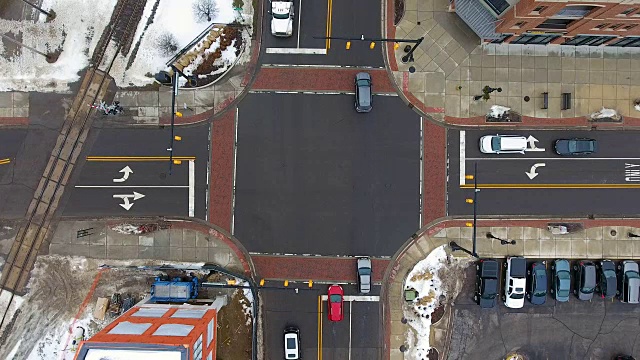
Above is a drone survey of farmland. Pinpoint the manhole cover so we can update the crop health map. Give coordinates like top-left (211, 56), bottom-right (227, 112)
top-left (159, 173), bottom-right (167, 179)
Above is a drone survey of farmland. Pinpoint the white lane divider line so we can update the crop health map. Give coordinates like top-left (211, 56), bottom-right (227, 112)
top-left (266, 47), bottom-right (327, 54)
top-left (460, 130), bottom-right (466, 186)
top-left (189, 160), bottom-right (195, 217)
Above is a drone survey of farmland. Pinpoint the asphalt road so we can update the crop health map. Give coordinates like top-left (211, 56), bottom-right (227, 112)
top-left (263, 284), bottom-right (381, 360)
top-left (261, 0), bottom-right (384, 67)
top-left (0, 128), bottom-right (61, 219)
top-left (449, 260), bottom-right (640, 359)
top-left (234, 93), bottom-right (421, 256)
top-left (62, 125), bottom-right (209, 219)
top-left (448, 129), bottom-right (640, 217)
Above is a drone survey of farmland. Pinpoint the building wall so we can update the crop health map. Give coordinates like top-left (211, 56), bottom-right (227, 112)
top-left (495, 0), bottom-right (640, 44)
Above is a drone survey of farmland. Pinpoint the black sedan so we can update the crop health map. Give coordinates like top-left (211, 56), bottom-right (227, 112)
top-left (527, 261), bottom-right (547, 305)
top-left (554, 138), bottom-right (597, 156)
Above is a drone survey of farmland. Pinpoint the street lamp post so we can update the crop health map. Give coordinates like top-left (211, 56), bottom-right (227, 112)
top-left (486, 232), bottom-right (516, 245)
top-left (449, 241), bottom-right (479, 258)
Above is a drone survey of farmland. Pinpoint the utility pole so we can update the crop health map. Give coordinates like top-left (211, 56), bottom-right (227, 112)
top-left (314, 35), bottom-right (424, 63)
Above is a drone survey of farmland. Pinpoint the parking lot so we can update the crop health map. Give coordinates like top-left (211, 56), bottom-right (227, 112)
top-left (263, 284), bottom-right (381, 360)
top-left (448, 259), bottom-right (640, 359)
top-left (261, 0), bottom-right (384, 66)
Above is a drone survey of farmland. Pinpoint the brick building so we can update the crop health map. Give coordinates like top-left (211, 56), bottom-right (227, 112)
top-left (454, 0), bottom-right (640, 46)
top-left (73, 296), bottom-right (226, 360)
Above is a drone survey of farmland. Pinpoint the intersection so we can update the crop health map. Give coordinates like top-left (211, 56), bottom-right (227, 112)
top-left (3, 0), bottom-right (640, 359)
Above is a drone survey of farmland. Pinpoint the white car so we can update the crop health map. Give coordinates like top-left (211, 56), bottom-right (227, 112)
top-left (503, 257), bottom-right (527, 309)
top-left (284, 327), bottom-right (300, 359)
top-left (271, 1), bottom-right (294, 37)
top-left (479, 134), bottom-right (527, 154)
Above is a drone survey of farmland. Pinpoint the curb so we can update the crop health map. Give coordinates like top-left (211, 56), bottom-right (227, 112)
top-left (0, 117), bottom-right (29, 126)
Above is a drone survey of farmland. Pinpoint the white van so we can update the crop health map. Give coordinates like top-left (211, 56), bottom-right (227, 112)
top-left (480, 134), bottom-right (527, 154)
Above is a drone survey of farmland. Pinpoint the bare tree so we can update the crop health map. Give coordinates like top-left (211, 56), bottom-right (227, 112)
top-left (192, 0), bottom-right (218, 23)
top-left (156, 32), bottom-right (179, 56)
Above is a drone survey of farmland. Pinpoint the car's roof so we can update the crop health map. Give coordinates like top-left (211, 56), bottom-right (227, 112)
top-left (624, 260), bottom-right (639, 273)
top-left (499, 137), bottom-right (527, 150)
top-left (357, 257), bottom-right (371, 268)
top-left (356, 72), bottom-right (371, 80)
top-left (555, 259), bottom-right (570, 271)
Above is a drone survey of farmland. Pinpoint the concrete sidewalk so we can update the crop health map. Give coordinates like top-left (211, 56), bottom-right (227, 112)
top-left (385, 0), bottom-right (640, 128)
top-left (47, 217), bottom-right (253, 276)
top-left (384, 218), bottom-right (640, 360)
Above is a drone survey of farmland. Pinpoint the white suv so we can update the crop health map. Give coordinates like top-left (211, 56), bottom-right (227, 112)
top-left (503, 257), bottom-right (527, 309)
top-left (480, 134), bottom-right (527, 154)
top-left (284, 327), bottom-right (300, 359)
top-left (271, 1), bottom-right (294, 37)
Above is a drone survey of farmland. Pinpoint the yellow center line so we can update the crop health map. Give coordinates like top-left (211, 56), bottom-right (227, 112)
top-left (86, 156), bottom-right (196, 162)
top-left (460, 183), bottom-right (640, 189)
top-left (325, 0), bottom-right (332, 50)
top-left (0, 158), bottom-right (11, 165)
top-left (318, 295), bottom-right (323, 360)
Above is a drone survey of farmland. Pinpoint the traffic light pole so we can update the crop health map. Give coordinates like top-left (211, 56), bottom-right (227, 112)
top-left (314, 35), bottom-right (424, 63)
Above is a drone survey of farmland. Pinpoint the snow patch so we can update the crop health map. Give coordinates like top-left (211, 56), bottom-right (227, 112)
top-left (112, 0), bottom-right (237, 87)
top-left (0, 0), bottom-right (118, 92)
top-left (488, 105), bottom-right (510, 118)
top-left (403, 245), bottom-right (458, 359)
top-left (590, 107), bottom-right (619, 120)
top-left (110, 224), bottom-right (143, 235)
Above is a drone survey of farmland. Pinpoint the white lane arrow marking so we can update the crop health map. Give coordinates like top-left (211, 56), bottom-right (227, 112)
top-left (526, 163), bottom-right (546, 179)
top-left (113, 191), bottom-right (146, 210)
top-left (526, 136), bottom-right (545, 152)
top-left (113, 166), bottom-right (133, 183)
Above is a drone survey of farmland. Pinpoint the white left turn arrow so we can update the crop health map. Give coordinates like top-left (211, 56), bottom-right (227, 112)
top-left (526, 163), bottom-right (546, 179)
top-left (113, 191), bottom-right (146, 210)
top-left (113, 166), bottom-right (133, 183)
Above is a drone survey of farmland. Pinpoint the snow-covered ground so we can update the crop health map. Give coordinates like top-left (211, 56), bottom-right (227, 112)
top-left (0, 0), bottom-right (117, 92)
top-left (0, 0), bottom-right (248, 92)
top-left (110, 0), bottom-right (239, 87)
top-left (402, 245), bottom-right (470, 360)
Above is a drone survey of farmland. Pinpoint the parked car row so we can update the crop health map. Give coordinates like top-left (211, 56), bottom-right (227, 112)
top-left (479, 134), bottom-right (598, 155)
top-left (475, 257), bottom-right (640, 309)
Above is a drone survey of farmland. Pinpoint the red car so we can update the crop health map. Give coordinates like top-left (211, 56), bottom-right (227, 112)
top-left (327, 284), bottom-right (344, 322)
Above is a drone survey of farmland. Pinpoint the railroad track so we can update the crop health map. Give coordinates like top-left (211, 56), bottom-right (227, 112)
top-left (0, 0), bottom-right (146, 333)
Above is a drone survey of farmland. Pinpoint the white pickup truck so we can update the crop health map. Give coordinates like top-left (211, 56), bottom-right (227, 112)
top-left (271, 1), bottom-right (294, 37)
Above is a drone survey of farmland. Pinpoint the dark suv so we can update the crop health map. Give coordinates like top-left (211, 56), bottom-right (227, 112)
top-left (573, 260), bottom-right (596, 301)
top-left (526, 261), bottom-right (547, 305)
top-left (618, 260), bottom-right (640, 304)
top-left (474, 259), bottom-right (499, 308)
top-left (596, 260), bottom-right (617, 299)
top-left (354, 72), bottom-right (372, 113)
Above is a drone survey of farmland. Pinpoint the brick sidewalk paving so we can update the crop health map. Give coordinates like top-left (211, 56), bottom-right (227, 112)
top-left (251, 254), bottom-right (388, 282)
top-left (252, 67), bottom-right (396, 93)
top-left (209, 109), bottom-right (236, 232)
